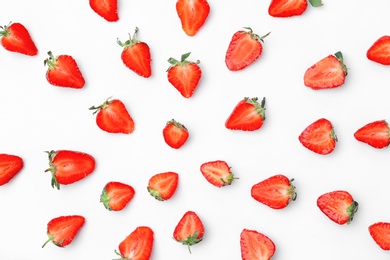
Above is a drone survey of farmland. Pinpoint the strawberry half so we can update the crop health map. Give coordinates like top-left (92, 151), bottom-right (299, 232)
top-left (304, 51), bottom-right (348, 90)
top-left (176, 0), bottom-right (210, 36)
top-left (354, 120), bottom-right (390, 149)
top-left (173, 211), bottom-right (204, 253)
top-left (42, 215), bottom-right (85, 248)
top-left (0, 22), bottom-right (38, 56)
top-left (118, 27), bottom-right (152, 78)
top-left (251, 174), bottom-right (296, 210)
top-left (147, 171), bottom-right (179, 201)
top-left (225, 28), bottom-right (270, 71)
top-left (44, 51), bottom-right (85, 89)
top-left (0, 154), bottom-right (23, 186)
top-left (200, 160), bottom-right (237, 188)
top-left (299, 118), bottom-right (337, 155)
top-left (44, 150), bottom-right (96, 190)
top-left (89, 0), bottom-right (118, 22)
top-left (162, 119), bottom-right (189, 149)
top-left (317, 190), bottom-right (358, 225)
top-left (100, 181), bottom-right (135, 211)
top-left (114, 226), bottom-right (154, 260)
top-left (268, 0), bottom-right (323, 17)
top-left (167, 52), bottom-right (202, 98)
top-left (240, 229), bottom-right (276, 260)
top-left (225, 97), bottom-right (266, 131)
top-left (369, 222), bottom-right (390, 250)
top-left (89, 97), bottom-right (135, 134)
top-left (367, 35), bottom-right (390, 65)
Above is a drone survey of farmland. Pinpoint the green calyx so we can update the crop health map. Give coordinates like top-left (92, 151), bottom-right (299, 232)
top-left (117, 27), bottom-right (141, 48)
top-left (89, 97), bottom-right (113, 115)
top-left (147, 187), bottom-right (164, 201)
top-left (44, 51), bottom-right (58, 70)
top-left (244, 97), bottom-right (266, 120)
top-left (44, 150), bottom-right (60, 190)
top-left (167, 119), bottom-right (187, 130)
top-left (334, 51), bottom-right (348, 76)
top-left (100, 188), bottom-right (112, 210)
top-left (309, 0), bottom-right (323, 7)
top-left (0, 22), bottom-right (12, 37)
top-left (221, 172), bottom-right (238, 186)
top-left (347, 201), bottom-right (359, 224)
top-left (167, 52), bottom-right (200, 71)
top-left (179, 231), bottom-right (203, 254)
top-left (242, 27), bottom-right (271, 43)
top-left (288, 178), bottom-right (297, 201)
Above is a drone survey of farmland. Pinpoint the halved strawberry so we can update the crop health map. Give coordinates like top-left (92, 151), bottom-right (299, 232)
top-left (369, 222), bottom-right (390, 250)
top-left (354, 120), bottom-right (390, 149)
top-left (317, 190), bottom-right (358, 225)
top-left (240, 229), bottom-right (276, 260)
top-left (147, 171), bottom-right (179, 201)
top-left (304, 51), bottom-right (348, 90)
top-left (268, 0), bottom-right (323, 17)
top-left (225, 97), bottom-right (266, 131)
top-left (176, 0), bottom-right (210, 36)
top-left (200, 160), bottom-right (236, 188)
top-left (299, 118), bottom-right (337, 155)
top-left (225, 28), bottom-right (270, 71)
top-left (100, 181), bottom-right (135, 211)
top-left (173, 211), bottom-right (204, 253)
top-left (89, 0), bottom-right (118, 22)
top-left (162, 119), bottom-right (189, 149)
top-left (114, 226), bottom-right (154, 260)
top-left (0, 154), bottom-right (23, 186)
top-left (367, 35), bottom-right (390, 65)
top-left (0, 22), bottom-right (38, 56)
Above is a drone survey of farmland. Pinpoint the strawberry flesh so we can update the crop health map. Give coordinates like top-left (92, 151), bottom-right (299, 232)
top-left (0, 154), bottom-right (23, 186)
top-left (89, 0), bottom-right (118, 22)
top-left (147, 171), bottom-right (179, 201)
top-left (369, 222), bottom-right (390, 250)
top-left (200, 160), bottom-right (235, 188)
top-left (354, 120), bottom-right (390, 149)
top-left (176, 0), bottom-right (210, 36)
top-left (225, 97), bottom-right (266, 131)
top-left (173, 211), bottom-right (204, 253)
top-left (367, 35), bottom-right (390, 65)
top-left (115, 226), bottom-right (154, 259)
top-left (163, 119), bottom-right (189, 149)
top-left (100, 182), bottom-right (135, 211)
top-left (240, 229), bottom-right (276, 260)
top-left (268, 0), bottom-right (308, 17)
top-left (0, 22), bottom-right (38, 56)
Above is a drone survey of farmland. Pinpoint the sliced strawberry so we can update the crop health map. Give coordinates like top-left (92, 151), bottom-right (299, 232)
top-left (176, 0), bottom-right (210, 36)
top-left (299, 118), bottom-right (337, 155)
top-left (200, 160), bottom-right (237, 188)
top-left (369, 222), bottom-right (390, 250)
top-left (114, 226), bottom-right (154, 260)
top-left (100, 181), bottom-right (135, 211)
top-left (0, 22), bottom-right (38, 56)
top-left (225, 97), bottom-right (266, 131)
top-left (173, 211), bottom-right (204, 253)
top-left (0, 154), bottom-right (23, 186)
top-left (354, 120), bottom-right (390, 149)
top-left (147, 171), bottom-right (179, 201)
top-left (89, 0), bottom-right (118, 22)
top-left (162, 119), bottom-right (189, 149)
top-left (268, 0), bottom-right (308, 17)
top-left (240, 229), bottom-right (276, 260)
top-left (367, 35), bottom-right (390, 65)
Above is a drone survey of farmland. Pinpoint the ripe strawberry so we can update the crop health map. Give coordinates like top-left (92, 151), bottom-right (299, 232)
top-left (240, 229), bottom-right (276, 260)
top-left (176, 0), bottom-right (210, 36)
top-left (354, 120), bottom-right (390, 149)
top-left (367, 35), bottom-right (390, 65)
top-left (147, 171), bottom-right (179, 201)
top-left (167, 52), bottom-right (202, 98)
top-left (369, 222), bottom-right (390, 250)
top-left (268, 0), bottom-right (323, 17)
top-left (173, 211), bottom-right (204, 253)
top-left (42, 215), bottom-right (85, 248)
top-left (0, 22), bottom-right (37, 56)
top-left (162, 119), bottom-right (189, 149)
top-left (114, 226), bottom-right (154, 260)
top-left (100, 181), bottom-right (135, 211)
top-left (200, 160), bottom-right (237, 188)
top-left (44, 150), bottom-right (96, 190)
top-left (117, 27), bottom-right (152, 78)
top-left (225, 28), bottom-right (270, 71)
top-left (225, 97), bottom-right (266, 131)
top-left (0, 154), bottom-right (23, 186)
top-left (251, 174), bottom-right (296, 209)
top-left (89, 97), bottom-right (135, 134)
top-left (317, 190), bottom-right (358, 225)
top-left (89, 0), bottom-right (118, 22)
top-left (299, 118), bottom-right (337, 155)
top-left (304, 51), bottom-right (348, 90)
top-left (44, 51), bottom-right (85, 89)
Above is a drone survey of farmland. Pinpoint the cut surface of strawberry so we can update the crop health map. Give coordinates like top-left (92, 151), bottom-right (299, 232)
top-left (176, 0), bottom-right (210, 36)
top-left (173, 211), bottom-right (204, 253)
top-left (147, 171), bottom-right (179, 201)
top-left (354, 120), bottom-right (390, 149)
top-left (162, 119), bottom-right (189, 149)
top-left (0, 154), bottom-right (23, 186)
top-left (369, 222), bottom-right (390, 250)
top-left (89, 0), bottom-right (118, 22)
top-left (200, 160), bottom-right (236, 188)
top-left (115, 226), bottom-right (154, 260)
top-left (100, 181), bottom-right (135, 211)
top-left (240, 229), bottom-right (276, 260)
top-left (268, 0), bottom-right (307, 17)
top-left (367, 35), bottom-right (390, 65)
top-left (0, 22), bottom-right (38, 55)
top-left (225, 97), bottom-right (266, 131)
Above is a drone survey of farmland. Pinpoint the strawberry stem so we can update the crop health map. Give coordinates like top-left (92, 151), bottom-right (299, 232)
top-left (89, 97), bottom-right (113, 115)
top-left (42, 235), bottom-right (54, 248)
top-left (117, 27), bottom-right (140, 48)
top-left (167, 52), bottom-right (200, 71)
top-left (44, 51), bottom-right (58, 70)
top-left (0, 22), bottom-right (12, 37)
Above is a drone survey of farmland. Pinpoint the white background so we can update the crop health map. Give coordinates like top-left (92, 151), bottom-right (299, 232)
top-left (1, 0), bottom-right (390, 259)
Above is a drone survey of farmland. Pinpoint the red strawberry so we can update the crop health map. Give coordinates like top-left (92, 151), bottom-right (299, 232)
top-left (304, 51), bottom-right (348, 90)
top-left (89, 97), bottom-right (135, 134)
top-left (162, 119), bottom-right (189, 149)
top-left (200, 160), bottom-right (237, 188)
top-left (44, 150), bottom-right (96, 190)
top-left (176, 0), bottom-right (210, 36)
top-left (225, 28), bottom-right (270, 71)
top-left (354, 120), bottom-right (390, 149)
top-left (100, 181), bottom-right (135, 211)
top-left (167, 52), bottom-right (202, 98)
top-left (367, 35), bottom-right (390, 65)
top-left (89, 0), bottom-right (118, 22)
top-left (299, 118), bottom-right (337, 155)
top-left (317, 190), bottom-right (358, 225)
top-left (251, 174), bottom-right (296, 210)
top-left (42, 215), bottom-right (85, 248)
top-left (268, 0), bottom-right (307, 17)
top-left (117, 27), bottom-right (152, 78)
top-left (147, 171), bottom-right (179, 201)
top-left (44, 51), bottom-right (85, 89)
top-left (173, 211), bottom-right (204, 253)
top-left (225, 97), bottom-right (266, 131)
top-left (240, 229), bottom-right (276, 260)
top-left (114, 226), bottom-right (154, 260)
top-left (0, 154), bottom-right (23, 186)
top-left (0, 22), bottom-right (37, 56)
top-left (369, 222), bottom-right (390, 250)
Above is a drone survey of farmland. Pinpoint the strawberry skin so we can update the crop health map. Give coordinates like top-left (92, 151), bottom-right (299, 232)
top-left (115, 226), bottom-right (154, 260)
top-left (163, 119), bottom-right (189, 149)
top-left (304, 51), bottom-right (348, 90)
top-left (176, 0), bottom-right (210, 36)
top-left (89, 0), bottom-right (118, 22)
top-left (173, 211), bottom-right (204, 253)
top-left (225, 97), bottom-right (266, 131)
top-left (317, 190), bottom-right (358, 225)
top-left (369, 222), bottom-right (390, 250)
top-left (44, 51), bottom-right (85, 89)
top-left (147, 171), bottom-right (179, 201)
top-left (354, 120), bottom-right (390, 149)
top-left (225, 28), bottom-right (270, 71)
top-left (200, 160), bottom-right (236, 188)
top-left (100, 181), bottom-right (135, 211)
top-left (0, 22), bottom-right (38, 56)
top-left (299, 118), bottom-right (337, 155)
top-left (0, 154), bottom-right (23, 186)
top-left (268, 0), bottom-right (307, 17)
top-left (367, 35), bottom-right (390, 65)
top-left (240, 229), bottom-right (276, 260)
top-left (251, 174), bottom-right (296, 209)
